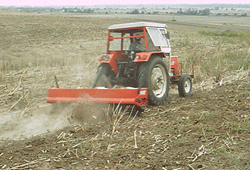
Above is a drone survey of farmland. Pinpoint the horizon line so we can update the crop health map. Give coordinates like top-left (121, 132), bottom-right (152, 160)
top-left (1, 3), bottom-right (250, 7)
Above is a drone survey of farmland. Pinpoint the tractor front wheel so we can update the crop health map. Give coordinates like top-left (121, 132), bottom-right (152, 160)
top-left (138, 57), bottom-right (169, 105)
top-left (178, 74), bottom-right (192, 97)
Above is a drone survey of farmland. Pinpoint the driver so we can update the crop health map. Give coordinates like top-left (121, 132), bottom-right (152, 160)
top-left (129, 37), bottom-right (145, 52)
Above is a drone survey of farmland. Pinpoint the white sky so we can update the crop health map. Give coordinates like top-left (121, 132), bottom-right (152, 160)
top-left (0, 0), bottom-right (249, 6)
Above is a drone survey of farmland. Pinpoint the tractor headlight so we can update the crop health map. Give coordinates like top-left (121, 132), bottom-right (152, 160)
top-left (102, 55), bottom-right (109, 61)
top-left (130, 51), bottom-right (136, 60)
top-left (139, 90), bottom-right (146, 95)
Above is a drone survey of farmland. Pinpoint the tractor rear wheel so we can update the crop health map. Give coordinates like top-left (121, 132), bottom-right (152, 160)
top-left (138, 57), bottom-right (169, 105)
top-left (92, 64), bottom-right (114, 88)
top-left (178, 74), bottom-right (192, 97)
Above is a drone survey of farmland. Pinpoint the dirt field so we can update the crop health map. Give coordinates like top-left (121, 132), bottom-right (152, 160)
top-left (0, 71), bottom-right (249, 169)
top-left (0, 11), bottom-right (250, 169)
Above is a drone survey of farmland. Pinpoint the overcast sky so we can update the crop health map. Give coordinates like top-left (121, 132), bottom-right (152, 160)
top-left (1, 0), bottom-right (249, 6)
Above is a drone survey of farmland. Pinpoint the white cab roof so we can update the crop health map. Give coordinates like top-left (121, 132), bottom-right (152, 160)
top-left (108, 22), bottom-right (167, 30)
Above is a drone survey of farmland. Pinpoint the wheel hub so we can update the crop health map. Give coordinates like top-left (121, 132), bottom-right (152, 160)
top-left (184, 79), bottom-right (191, 93)
top-left (151, 65), bottom-right (167, 98)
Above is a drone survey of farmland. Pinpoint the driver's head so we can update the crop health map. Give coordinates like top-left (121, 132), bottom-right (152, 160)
top-left (134, 33), bottom-right (141, 42)
top-left (135, 37), bottom-right (141, 42)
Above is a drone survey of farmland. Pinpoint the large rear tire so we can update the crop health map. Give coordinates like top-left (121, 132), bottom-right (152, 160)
top-left (138, 57), bottom-right (169, 105)
top-left (92, 64), bottom-right (114, 88)
top-left (178, 74), bottom-right (192, 97)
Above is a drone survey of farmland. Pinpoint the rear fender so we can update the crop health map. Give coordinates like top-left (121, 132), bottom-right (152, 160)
top-left (133, 52), bottom-right (166, 62)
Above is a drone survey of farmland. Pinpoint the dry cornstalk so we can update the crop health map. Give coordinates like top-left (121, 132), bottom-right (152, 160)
top-left (73, 142), bottom-right (84, 148)
top-left (134, 130), bottom-right (138, 148)
top-left (11, 158), bottom-right (46, 169)
top-left (161, 147), bottom-right (169, 154)
top-left (125, 105), bottom-right (135, 123)
top-left (219, 78), bottom-right (223, 86)
top-left (111, 105), bottom-right (126, 137)
top-left (223, 140), bottom-right (231, 149)
top-left (9, 80), bottom-right (22, 96)
top-left (192, 145), bottom-right (206, 162)
top-left (201, 126), bottom-right (207, 142)
top-left (62, 149), bottom-right (71, 158)
top-left (3, 64), bottom-right (31, 99)
top-left (160, 107), bottom-right (180, 114)
top-left (122, 136), bottom-right (133, 148)
top-left (200, 80), bottom-right (205, 91)
top-left (107, 144), bottom-right (116, 151)
top-left (0, 81), bottom-right (21, 98)
top-left (9, 92), bottom-right (29, 111)
top-left (69, 149), bottom-right (80, 158)
top-left (90, 134), bottom-right (99, 142)
top-left (57, 132), bottom-right (66, 139)
top-left (75, 149), bottom-right (79, 158)
top-left (19, 102), bottom-right (35, 118)
top-left (90, 152), bottom-right (97, 160)
top-left (129, 110), bottom-right (138, 123)
top-left (188, 164), bottom-right (195, 170)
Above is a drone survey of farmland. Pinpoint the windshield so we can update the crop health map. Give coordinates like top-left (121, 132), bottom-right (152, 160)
top-left (108, 31), bottom-right (145, 51)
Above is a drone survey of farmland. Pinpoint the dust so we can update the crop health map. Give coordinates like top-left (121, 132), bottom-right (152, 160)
top-left (0, 102), bottom-right (110, 141)
top-left (71, 102), bottom-right (110, 126)
top-left (0, 104), bottom-right (70, 140)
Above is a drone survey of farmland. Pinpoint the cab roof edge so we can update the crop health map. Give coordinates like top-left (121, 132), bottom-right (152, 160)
top-left (108, 22), bottom-right (167, 30)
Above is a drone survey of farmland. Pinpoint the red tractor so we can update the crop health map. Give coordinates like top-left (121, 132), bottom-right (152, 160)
top-left (47, 22), bottom-right (193, 109)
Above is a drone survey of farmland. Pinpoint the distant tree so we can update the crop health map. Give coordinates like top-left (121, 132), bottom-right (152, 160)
top-left (199, 8), bottom-right (210, 16)
top-left (177, 8), bottom-right (183, 14)
top-left (130, 9), bottom-right (140, 14)
top-left (85, 8), bottom-right (94, 13)
top-left (241, 13), bottom-right (247, 17)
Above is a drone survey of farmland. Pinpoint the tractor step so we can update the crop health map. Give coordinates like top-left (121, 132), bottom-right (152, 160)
top-left (46, 88), bottom-right (148, 107)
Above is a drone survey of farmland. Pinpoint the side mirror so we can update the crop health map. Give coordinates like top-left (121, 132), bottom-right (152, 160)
top-left (167, 31), bottom-right (170, 40)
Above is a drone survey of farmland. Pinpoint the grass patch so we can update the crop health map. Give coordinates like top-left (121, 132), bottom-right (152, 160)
top-left (229, 121), bottom-right (250, 134)
top-left (223, 52), bottom-right (250, 70)
top-left (179, 29), bottom-right (250, 82)
top-left (198, 29), bottom-right (250, 44)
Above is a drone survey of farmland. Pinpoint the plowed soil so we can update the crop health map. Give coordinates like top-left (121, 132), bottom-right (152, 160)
top-left (0, 71), bottom-right (249, 170)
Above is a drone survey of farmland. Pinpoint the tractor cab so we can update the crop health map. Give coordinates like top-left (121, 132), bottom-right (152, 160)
top-left (107, 22), bottom-right (171, 54)
top-left (105, 22), bottom-right (171, 66)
